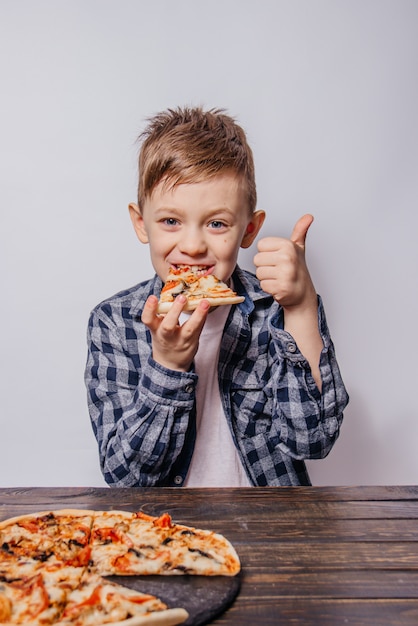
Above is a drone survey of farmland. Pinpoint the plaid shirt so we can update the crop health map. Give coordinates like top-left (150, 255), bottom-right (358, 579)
top-left (85, 266), bottom-right (349, 487)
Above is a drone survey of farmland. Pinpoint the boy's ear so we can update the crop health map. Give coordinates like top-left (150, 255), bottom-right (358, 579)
top-left (128, 203), bottom-right (148, 243)
top-left (241, 210), bottom-right (265, 249)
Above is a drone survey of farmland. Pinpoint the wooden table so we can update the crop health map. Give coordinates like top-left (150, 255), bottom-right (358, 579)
top-left (1, 486), bottom-right (418, 625)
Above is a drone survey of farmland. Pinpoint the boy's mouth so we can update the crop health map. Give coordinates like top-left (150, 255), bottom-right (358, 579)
top-left (172, 264), bottom-right (213, 277)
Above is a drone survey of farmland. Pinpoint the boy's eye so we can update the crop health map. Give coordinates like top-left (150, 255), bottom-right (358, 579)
top-left (162, 218), bottom-right (179, 227)
top-left (209, 220), bottom-right (226, 229)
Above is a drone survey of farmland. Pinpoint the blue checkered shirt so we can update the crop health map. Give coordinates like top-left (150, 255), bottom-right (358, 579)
top-left (85, 266), bottom-right (349, 487)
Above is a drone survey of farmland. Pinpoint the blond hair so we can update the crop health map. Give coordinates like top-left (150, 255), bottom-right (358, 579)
top-left (136, 106), bottom-right (257, 212)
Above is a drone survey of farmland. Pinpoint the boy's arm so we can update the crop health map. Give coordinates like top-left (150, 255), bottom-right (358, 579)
top-left (281, 291), bottom-right (323, 391)
top-left (85, 307), bottom-right (196, 487)
top-left (268, 298), bottom-right (348, 462)
top-left (254, 214), bottom-right (323, 390)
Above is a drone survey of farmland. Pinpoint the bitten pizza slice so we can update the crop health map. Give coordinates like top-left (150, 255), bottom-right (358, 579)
top-left (89, 510), bottom-right (241, 577)
top-left (157, 265), bottom-right (244, 313)
top-left (55, 571), bottom-right (188, 626)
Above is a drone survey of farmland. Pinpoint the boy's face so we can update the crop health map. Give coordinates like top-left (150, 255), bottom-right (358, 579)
top-left (129, 173), bottom-right (265, 283)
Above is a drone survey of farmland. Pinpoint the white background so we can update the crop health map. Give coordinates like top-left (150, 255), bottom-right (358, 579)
top-left (1, 0), bottom-right (417, 487)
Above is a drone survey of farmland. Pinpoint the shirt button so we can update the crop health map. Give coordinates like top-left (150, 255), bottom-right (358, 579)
top-left (287, 342), bottom-right (297, 353)
top-left (174, 475), bottom-right (183, 485)
top-left (185, 384), bottom-right (194, 393)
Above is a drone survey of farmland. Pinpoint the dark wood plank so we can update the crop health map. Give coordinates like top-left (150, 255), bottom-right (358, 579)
top-left (239, 570), bottom-right (418, 598)
top-left (1, 485), bottom-right (418, 506)
top-left (1, 487), bottom-right (418, 520)
top-left (237, 541), bottom-right (418, 569)
top-left (219, 518), bottom-right (418, 542)
top-left (213, 598), bottom-right (418, 625)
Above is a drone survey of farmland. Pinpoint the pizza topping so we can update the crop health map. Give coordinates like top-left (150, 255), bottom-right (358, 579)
top-left (0, 594), bottom-right (12, 621)
top-left (20, 574), bottom-right (50, 618)
top-left (91, 527), bottom-right (133, 548)
top-left (0, 571), bottom-right (67, 624)
top-left (64, 546), bottom-right (91, 568)
top-left (0, 543), bottom-right (10, 552)
top-left (152, 513), bottom-right (173, 529)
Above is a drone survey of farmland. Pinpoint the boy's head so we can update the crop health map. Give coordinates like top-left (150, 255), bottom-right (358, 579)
top-left (129, 106), bottom-right (265, 283)
top-left (136, 106), bottom-right (257, 214)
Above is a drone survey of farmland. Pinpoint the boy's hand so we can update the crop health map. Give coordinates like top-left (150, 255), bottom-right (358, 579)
top-left (254, 214), bottom-right (316, 308)
top-left (141, 295), bottom-right (210, 372)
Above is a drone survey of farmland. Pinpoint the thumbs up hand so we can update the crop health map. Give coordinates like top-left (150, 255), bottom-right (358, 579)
top-left (253, 214), bottom-right (316, 308)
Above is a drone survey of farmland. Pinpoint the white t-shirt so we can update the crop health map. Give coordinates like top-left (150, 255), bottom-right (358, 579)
top-left (182, 305), bottom-right (251, 487)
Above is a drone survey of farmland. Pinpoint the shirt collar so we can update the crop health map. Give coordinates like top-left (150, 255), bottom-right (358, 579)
top-left (128, 274), bottom-right (163, 318)
top-left (232, 265), bottom-right (272, 314)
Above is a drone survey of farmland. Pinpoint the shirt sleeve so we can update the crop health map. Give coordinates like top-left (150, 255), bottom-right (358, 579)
top-left (268, 296), bottom-right (349, 460)
top-left (85, 306), bottom-right (197, 487)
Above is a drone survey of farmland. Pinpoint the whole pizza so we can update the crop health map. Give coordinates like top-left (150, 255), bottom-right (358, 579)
top-left (0, 508), bottom-right (240, 625)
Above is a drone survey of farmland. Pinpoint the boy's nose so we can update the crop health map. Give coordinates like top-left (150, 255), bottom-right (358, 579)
top-left (178, 230), bottom-right (207, 256)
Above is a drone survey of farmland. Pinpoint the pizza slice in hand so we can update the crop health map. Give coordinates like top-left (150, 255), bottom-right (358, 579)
top-left (157, 265), bottom-right (244, 313)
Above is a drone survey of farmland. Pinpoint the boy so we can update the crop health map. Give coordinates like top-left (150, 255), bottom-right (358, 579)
top-left (85, 106), bottom-right (349, 487)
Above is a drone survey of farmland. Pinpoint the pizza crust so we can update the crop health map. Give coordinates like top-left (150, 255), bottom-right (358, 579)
top-left (90, 610), bottom-right (189, 626)
top-left (157, 294), bottom-right (244, 314)
top-left (0, 509), bottom-right (96, 531)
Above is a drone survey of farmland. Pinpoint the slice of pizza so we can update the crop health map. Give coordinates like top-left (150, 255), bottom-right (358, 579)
top-left (0, 565), bottom-right (83, 625)
top-left (0, 568), bottom-right (188, 626)
top-left (89, 510), bottom-right (241, 577)
top-left (157, 265), bottom-right (244, 313)
top-left (55, 571), bottom-right (188, 626)
top-left (0, 510), bottom-right (94, 570)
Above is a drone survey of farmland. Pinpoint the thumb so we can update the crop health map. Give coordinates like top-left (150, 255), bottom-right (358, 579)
top-left (290, 214), bottom-right (314, 248)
